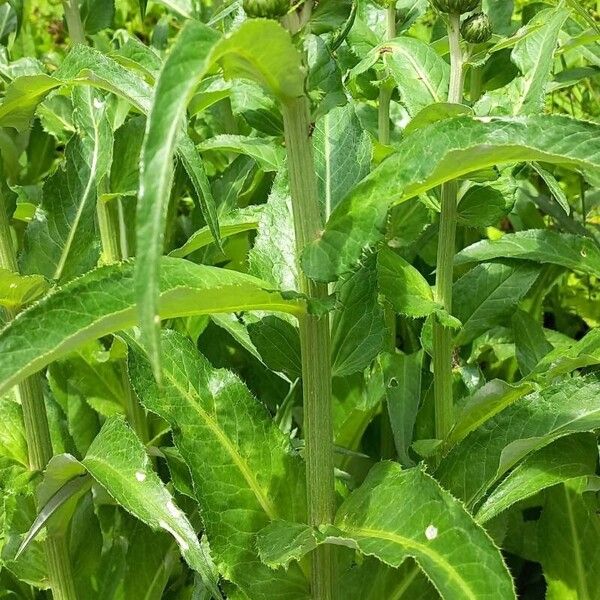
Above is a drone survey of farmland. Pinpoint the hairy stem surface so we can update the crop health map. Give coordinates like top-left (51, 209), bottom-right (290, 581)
top-left (282, 96), bottom-right (336, 600)
top-left (0, 195), bottom-right (77, 600)
top-left (433, 13), bottom-right (463, 441)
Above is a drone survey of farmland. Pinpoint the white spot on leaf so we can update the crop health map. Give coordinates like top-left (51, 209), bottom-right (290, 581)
top-left (425, 524), bottom-right (438, 540)
top-left (135, 471), bottom-right (146, 482)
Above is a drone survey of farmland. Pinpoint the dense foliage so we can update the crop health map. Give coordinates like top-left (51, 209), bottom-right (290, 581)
top-left (0, 0), bottom-right (599, 598)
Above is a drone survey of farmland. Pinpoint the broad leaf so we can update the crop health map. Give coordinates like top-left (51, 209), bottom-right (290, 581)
top-left (0, 257), bottom-right (304, 396)
top-left (198, 135), bottom-right (284, 172)
top-left (313, 103), bottom-right (371, 217)
top-left (476, 434), bottom-right (598, 524)
top-left (331, 256), bottom-right (385, 377)
top-left (455, 230), bottom-right (600, 278)
top-left (537, 479), bottom-right (600, 600)
top-left (128, 331), bottom-right (310, 599)
top-left (82, 417), bottom-right (222, 597)
top-left (437, 375), bottom-right (600, 507)
top-left (302, 115), bottom-right (600, 282)
top-left (258, 463), bottom-right (516, 599)
top-left (453, 262), bottom-right (540, 346)
top-left (512, 310), bottom-right (553, 376)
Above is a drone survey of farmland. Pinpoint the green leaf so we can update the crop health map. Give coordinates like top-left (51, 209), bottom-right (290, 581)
top-left (128, 330), bottom-right (309, 599)
top-left (137, 20), bottom-right (221, 378)
top-left (0, 397), bottom-right (28, 468)
top-left (437, 375), bottom-right (600, 507)
top-left (509, 6), bottom-right (570, 115)
top-left (377, 247), bottom-right (437, 319)
top-left (476, 434), bottom-right (598, 524)
top-left (455, 230), bottom-right (600, 278)
top-left (247, 316), bottom-right (301, 379)
top-left (0, 269), bottom-right (49, 309)
top-left (197, 135), bottom-right (284, 172)
top-left (512, 310), bottom-right (553, 376)
top-left (258, 463), bottom-right (516, 599)
top-left (248, 172), bottom-right (298, 291)
top-left (0, 257), bottom-right (304, 397)
top-left (331, 256), bottom-right (385, 377)
top-left (531, 162), bottom-right (570, 215)
top-left (80, 0), bottom-right (115, 34)
top-left (537, 479), bottom-right (600, 600)
top-left (0, 74), bottom-right (58, 130)
top-left (453, 262), bottom-right (540, 346)
top-left (303, 115), bottom-right (600, 282)
top-left (381, 351), bottom-right (422, 467)
top-left (82, 417), bottom-right (222, 598)
top-left (384, 38), bottom-right (450, 117)
top-left (405, 103), bottom-right (472, 136)
top-left (169, 207), bottom-right (261, 259)
top-left (313, 104), bottom-right (372, 217)
top-left (448, 380), bottom-right (534, 447)
top-left (457, 179), bottom-right (517, 228)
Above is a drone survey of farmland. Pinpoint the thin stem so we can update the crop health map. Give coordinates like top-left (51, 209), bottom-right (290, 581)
top-left (97, 195), bottom-right (149, 443)
top-left (0, 196), bottom-right (77, 600)
top-left (62, 0), bottom-right (86, 45)
top-left (282, 96), bottom-right (336, 600)
top-left (432, 13), bottom-right (463, 441)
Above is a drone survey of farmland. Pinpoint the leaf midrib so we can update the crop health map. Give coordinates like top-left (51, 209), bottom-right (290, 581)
top-left (344, 525), bottom-right (477, 600)
top-left (163, 367), bottom-right (279, 521)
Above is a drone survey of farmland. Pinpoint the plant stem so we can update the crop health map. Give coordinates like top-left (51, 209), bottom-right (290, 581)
top-left (432, 13), bottom-right (463, 441)
top-left (0, 197), bottom-right (77, 600)
top-left (282, 96), bottom-right (336, 600)
top-left (377, 6), bottom-right (397, 147)
top-left (97, 196), bottom-right (149, 443)
top-left (62, 0), bottom-right (86, 45)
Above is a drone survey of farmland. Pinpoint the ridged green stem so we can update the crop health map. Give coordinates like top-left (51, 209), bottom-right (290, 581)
top-left (433, 13), bottom-right (463, 441)
top-left (282, 96), bottom-right (336, 600)
top-left (0, 194), bottom-right (77, 600)
top-left (61, 0), bottom-right (86, 45)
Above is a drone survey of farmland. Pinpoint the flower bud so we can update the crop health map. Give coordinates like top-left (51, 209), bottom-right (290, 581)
top-left (242, 0), bottom-right (290, 19)
top-left (460, 12), bottom-right (492, 44)
top-left (430, 0), bottom-right (480, 15)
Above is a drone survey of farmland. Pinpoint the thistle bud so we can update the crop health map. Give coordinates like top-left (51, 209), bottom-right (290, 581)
top-left (460, 12), bottom-right (492, 44)
top-left (430, 0), bottom-right (480, 15)
top-left (242, 0), bottom-right (290, 19)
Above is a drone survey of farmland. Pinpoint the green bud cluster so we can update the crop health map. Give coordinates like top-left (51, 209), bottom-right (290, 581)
top-left (242, 0), bottom-right (290, 19)
top-left (430, 0), bottom-right (479, 15)
top-left (460, 12), bottom-right (492, 43)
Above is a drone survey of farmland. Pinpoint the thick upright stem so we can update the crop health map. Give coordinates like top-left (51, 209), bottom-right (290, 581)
top-left (282, 96), bottom-right (336, 600)
top-left (377, 6), bottom-right (397, 147)
top-left (62, 0), bottom-right (86, 45)
top-left (0, 197), bottom-right (77, 600)
top-left (433, 13), bottom-right (463, 441)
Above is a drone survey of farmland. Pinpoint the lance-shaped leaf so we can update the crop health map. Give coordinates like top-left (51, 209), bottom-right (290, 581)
top-left (197, 135), bottom-right (285, 172)
top-left (476, 434), bottom-right (598, 524)
top-left (0, 257), bottom-right (304, 396)
top-left (455, 230), bottom-right (600, 278)
top-left (313, 103), bottom-right (372, 217)
top-left (138, 18), bottom-right (303, 376)
top-left (436, 375), bottom-right (600, 507)
top-left (302, 115), bottom-right (600, 282)
top-left (452, 261), bottom-right (540, 346)
top-left (82, 417), bottom-right (222, 598)
top-left (257, 463), bottom-right (516, 599)
top-left (385, 38), bottom-right (450, 117)
top-left (21, 88), bottom-right (113, 282)
top-left (537, 479), bottom-right (600, 599)
top-left (509, 5), bottom-right (569, 115)
top-left (137, 20), bottom-right (221, 377)
top-left (128, 330), bottom-right (310, 599)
